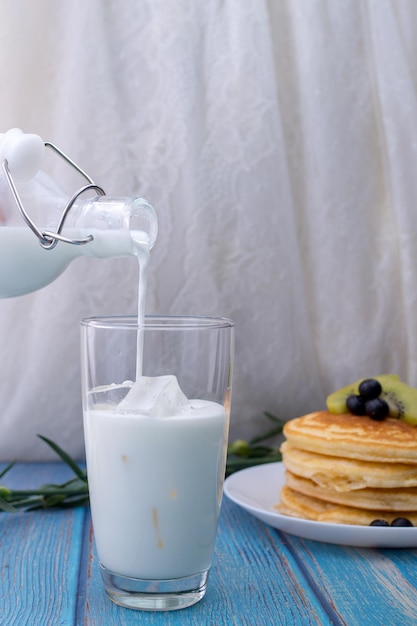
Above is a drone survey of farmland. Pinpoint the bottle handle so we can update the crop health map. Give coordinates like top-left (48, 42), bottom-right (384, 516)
top-left (2, 141), bottom-right (105, 250)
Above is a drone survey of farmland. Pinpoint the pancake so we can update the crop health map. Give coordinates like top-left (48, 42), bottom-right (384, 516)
top-left (278, 486), bottom-right (417, 526)
top-left (285, 470), bottom-right (417, 511)
top-left (283, 411), bottom-right (417, 464)
top-left (280, 441), bottom-right (417, 491)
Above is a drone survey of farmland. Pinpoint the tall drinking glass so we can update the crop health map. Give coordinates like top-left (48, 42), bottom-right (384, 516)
top-left (81, 315), bottom-right (234, 611)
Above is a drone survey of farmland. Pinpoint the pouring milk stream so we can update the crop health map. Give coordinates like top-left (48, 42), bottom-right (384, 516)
top-left (1, 129), bottom-right (230, 581)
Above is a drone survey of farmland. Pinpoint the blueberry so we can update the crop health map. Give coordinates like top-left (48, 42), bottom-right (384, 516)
top-left (365, 398), bottom-right (389, 421)
top-left (391, 517), bottom-right (414, 527)
top-left (358, 378), bottom-right (382, 400)
top-left (346, 394), bottom-right (367, 415)
top-left (370, 519), bottom-right (390, 526)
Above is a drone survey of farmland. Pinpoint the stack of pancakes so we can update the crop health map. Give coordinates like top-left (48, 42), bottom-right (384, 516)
top-left (278, 411), bottom-right (417, 525)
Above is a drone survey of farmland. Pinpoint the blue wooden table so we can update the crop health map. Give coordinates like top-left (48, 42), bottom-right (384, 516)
top-left (1, 463), bottom-right (417, 625)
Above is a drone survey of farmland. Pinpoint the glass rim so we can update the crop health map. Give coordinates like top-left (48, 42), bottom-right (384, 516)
top-left (80, 314), bottom-right (234, 330)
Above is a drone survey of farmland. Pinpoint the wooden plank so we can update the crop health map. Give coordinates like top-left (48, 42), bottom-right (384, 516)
top-left (203, 501), bottom-right (338, 626)
top-left (82, 498), bottom-right (334, 625)
top-left (0, 463), bottom-right (86, 626)
top-left (282, 534), bottom-right (417, 626)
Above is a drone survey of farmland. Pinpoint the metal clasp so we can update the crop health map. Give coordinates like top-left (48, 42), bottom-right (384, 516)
top-left (1, 142), bottom-right (106, 250)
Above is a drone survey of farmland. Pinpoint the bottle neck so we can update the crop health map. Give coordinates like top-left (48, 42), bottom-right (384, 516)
top-left (64, 196), bottom-right (158, 254)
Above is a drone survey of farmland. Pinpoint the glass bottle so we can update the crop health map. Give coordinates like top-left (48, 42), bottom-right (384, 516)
top-left (0, 129), bottom-right (158, 297)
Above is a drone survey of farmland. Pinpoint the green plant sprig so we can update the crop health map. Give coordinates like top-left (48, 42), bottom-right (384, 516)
top-left (0, 435), bottom-right (88, 513)
top-left (0, 412), bottom-right (284, 512)
top-left (225, 411), bottom-right (284, 476)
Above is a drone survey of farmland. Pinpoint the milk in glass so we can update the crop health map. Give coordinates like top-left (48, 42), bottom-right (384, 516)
top-left (84, 395), bottom-right (227, 579)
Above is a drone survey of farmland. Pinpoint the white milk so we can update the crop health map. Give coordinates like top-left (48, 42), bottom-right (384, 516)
top-left (84, 399), bottom-right (228, 579)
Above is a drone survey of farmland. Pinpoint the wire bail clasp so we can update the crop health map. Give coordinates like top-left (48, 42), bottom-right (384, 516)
top-left (1, 141), bottom-right (106, 250)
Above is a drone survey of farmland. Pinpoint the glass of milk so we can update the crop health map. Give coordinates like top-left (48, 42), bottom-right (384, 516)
top-left (81, 315), bottom-right (234, 611)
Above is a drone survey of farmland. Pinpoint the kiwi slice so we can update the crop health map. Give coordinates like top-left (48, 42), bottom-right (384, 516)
top-left (379, 379), bottom-right (417, 425)
top-left (327, 374), bottom-right (417, 425)
top-left (326, 374), bottom-right (400, 414)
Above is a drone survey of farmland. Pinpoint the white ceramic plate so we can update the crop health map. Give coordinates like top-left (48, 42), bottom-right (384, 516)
top-left (224, 462), bottom-right (417, 548)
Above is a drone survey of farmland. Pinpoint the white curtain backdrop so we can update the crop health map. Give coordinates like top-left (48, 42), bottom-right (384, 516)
top-left (0, 0), bottom-right (416, 460)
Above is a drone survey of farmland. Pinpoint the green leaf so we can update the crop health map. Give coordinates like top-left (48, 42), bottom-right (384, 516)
top-left (0, 495), bottom-right (17, 513)
top-left (0, 461), bottom-right (16, 481)
top-left (37, 435), bottom-right (87, 482)
top-left (249, 424), bottom-right (284, 445)
top-left (248, 412), bottom-right (285, 445)
top-left (226, 452), bottom-right (282, 476)
top-left (263, 411), bottom-right (285, 424)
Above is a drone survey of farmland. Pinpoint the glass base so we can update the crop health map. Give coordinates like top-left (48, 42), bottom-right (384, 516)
top-left (99, 563), bottom-right (209, 611)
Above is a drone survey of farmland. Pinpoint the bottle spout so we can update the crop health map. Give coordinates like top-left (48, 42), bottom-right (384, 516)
top-left (127, 197), bottom-right (158, 249)
top-left (71, 196), bottom-right (158, 250)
